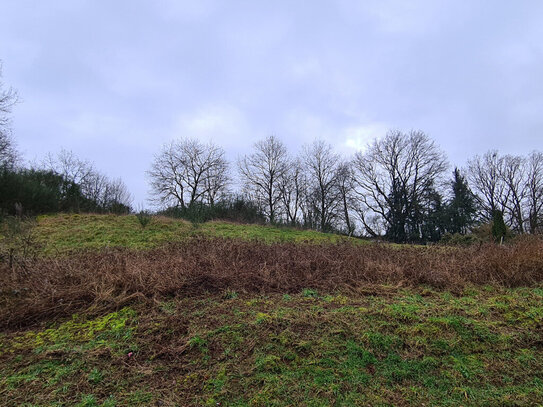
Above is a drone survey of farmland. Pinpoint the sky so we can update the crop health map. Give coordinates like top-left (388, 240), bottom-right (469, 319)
top-left (1, 0), bottom-right (543, 207)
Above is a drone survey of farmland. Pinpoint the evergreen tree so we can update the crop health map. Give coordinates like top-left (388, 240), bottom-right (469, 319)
top-left (0, 168), bottom-right (130, 217)
top-left (491, 210), bottom-right (507, 243)
top-left (446, 168), bottom-right (478, 234)
top-left (385, 180), bottom-right (408, 242)
top-left (0, 168), bottom-right (81, 216)
top-left (420, 187), bottom-right (447, 242)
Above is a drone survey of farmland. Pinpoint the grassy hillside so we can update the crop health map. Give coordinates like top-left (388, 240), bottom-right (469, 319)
top-left (2, 287), bottom-right (543, 406)
top-left (34, 213), bottom-right (356, 254)
top-left (1, 214), bottom-right (543, 406)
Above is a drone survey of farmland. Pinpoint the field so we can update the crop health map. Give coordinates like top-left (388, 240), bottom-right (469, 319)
top-left (1, 214), bottom-right (543, 406)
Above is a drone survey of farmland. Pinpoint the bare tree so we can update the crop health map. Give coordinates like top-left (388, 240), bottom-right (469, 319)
top-left (102, 177), bottom-right (133, 211)
top-left (467, 151), bottom-right (508, 221)
top-left (84, 171), bottom-right (109, 205)
top-left (302, 140), bottom-right (341, 232)
top-left (148, 138), bottom-right (229, 209)
top-left (336, 160), bottom-right (356, 235)
top-left (44, 149), bottom-right (132, 212)
top-left (147, 141), bottom-right (187, 208)
top-left (0, 62), bottom-right (18, 168)
top-left (0, 132), bottom-right (17, 169)
top-left (44, 149), bottom-right (100, 209)
top-left (352, 130), bottom-right (448, 242)
top-left (182, 139), bottom-right (229, 206)
top-left (499, 155), bottom-right (527, 232)
top-left (238, 135), bottom-right (288, 223)
top-left (278, 158), bottom-right (305, 225)
top-left (526, 151), bottom-right (543, 233)
top-left (203, 160), bottom-right (230, 205)
top-left (43, 149), bottom-right (95, 190)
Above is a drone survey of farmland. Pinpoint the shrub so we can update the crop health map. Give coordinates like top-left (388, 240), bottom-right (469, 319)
top-left (0, 168), bottom-right (76, 216)
top-left (0, 216), bottom-right (39, 269)
top-left (0, 168), bottom-right (131, 217)
top-left (159, 197), bottom-right (266, 224)
top-left (136, 210), bottom-right (152, 228)
top-left (472, 221), bottom-right (514, 243)
top-left (440, 232), bottom-right (480, 246)
top-left (492, 210), bottom-right (508, 243)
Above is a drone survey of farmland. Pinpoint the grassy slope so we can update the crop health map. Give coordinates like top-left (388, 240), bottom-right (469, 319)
top-left (1, 287), bottom-right (542, 406)
top-left (1, 214), bottom-right (542, 406)
top-left (34, 214), bottom-right (355, 254)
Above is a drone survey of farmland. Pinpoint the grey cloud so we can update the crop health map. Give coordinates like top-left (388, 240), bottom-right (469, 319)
top-left (1, 0), bottom-right (542, 206)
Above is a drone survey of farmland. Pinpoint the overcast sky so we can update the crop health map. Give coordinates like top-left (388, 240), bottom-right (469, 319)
top-left (1, 0), bottom-right (543, 206)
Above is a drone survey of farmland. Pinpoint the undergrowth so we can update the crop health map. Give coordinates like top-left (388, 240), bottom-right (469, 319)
top-left (2, 236), bottom-right (543, 328)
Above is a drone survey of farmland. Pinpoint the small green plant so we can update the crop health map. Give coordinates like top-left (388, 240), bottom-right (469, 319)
top-left (255, 312), bottom-right (272, 324)
top-left (188, 335), bottom-right (208, 352)
top-left (136, 210), bottom-right (152, 229)
top-left (76, 394), bottom-right (98, 407)
top-left (159, 300), bottom-right (177, 315)
top-left (302, 288), bottom-right (319, 298)
top-left (88, 368), bottom-right (103, 384)
top-left (222, 290), bottom-right (238, 300)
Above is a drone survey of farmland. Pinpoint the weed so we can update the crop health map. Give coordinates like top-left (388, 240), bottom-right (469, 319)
top-left (88, 368), bottom-right (103, 384)
top-left (188, 335), bottom-right (208, 352)
top-left (255, 312), bottom-right (272, 324)
top-left (302, 288), bottom-right (319, 298)
top-left (159, 300), bottom-right (176, 315)
top-left (4, 235), bottom-right (543, 328)
top-left (222, 290), bottom-right (238, 300)
top-left (77, 394), bottom-right (98, 407)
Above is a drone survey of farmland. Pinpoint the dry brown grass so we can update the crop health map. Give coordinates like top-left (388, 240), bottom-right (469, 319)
top-left (1, 237), bottom-right (543, 328)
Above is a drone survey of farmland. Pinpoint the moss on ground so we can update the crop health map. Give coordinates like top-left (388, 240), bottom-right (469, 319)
top-left (1, 286), bottom-right (542, 406)
top-left (0, 308), bottom-right (137, 406)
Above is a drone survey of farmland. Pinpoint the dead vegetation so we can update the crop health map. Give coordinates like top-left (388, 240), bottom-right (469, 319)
top-left (1, 236), bottom-right (543, 329)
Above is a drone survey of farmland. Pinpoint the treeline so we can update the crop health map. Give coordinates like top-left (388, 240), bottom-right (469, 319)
top-left (2, 62), bottom-right (542, 243)
top-left (148, 133), bottom-right (543, 243)
top-left (0, 149), bottom-right (133, 217)
top-left (0, 64), bottom-right (132, 217)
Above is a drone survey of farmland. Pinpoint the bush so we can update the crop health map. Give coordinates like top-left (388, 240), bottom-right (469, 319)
top-left (0, 169), bottom-right (76, 216)
top-left (103, 201), bottom-right (131, 215)
top-left (159, 197), bottom-right (266, 224)
top-left (0, 216), bottom-right (40, 269)
top-left (136, 210), bottom-right (152, 228)
top-left (0, 168), bottom-right (131, 217)
top-left (492, 210), bottom-right (508, 243)
top-left (471, 221), bottom-right (513, 243)
top-left (440, 232), bottom-right (480, 246)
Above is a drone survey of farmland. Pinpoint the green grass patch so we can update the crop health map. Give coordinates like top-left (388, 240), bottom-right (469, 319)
top-left (32, 214), bottom-right (362, 254)
top-left (0, 307), bottom-right (138, 406)
top-left (2, 287), bottom-right (543, 405)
